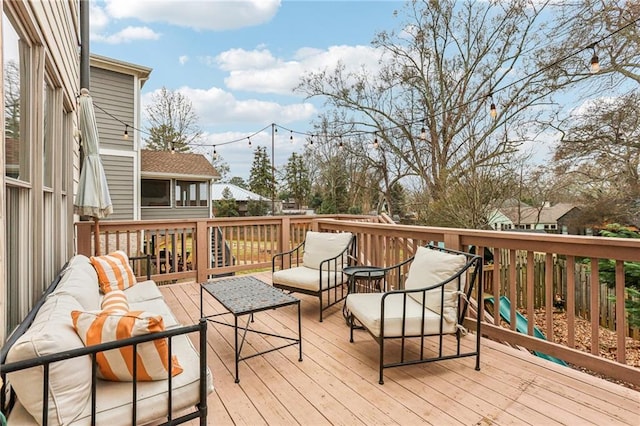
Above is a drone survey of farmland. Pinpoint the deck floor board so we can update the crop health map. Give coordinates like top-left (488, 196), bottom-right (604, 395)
top-left (160, 273), bottom-right (640, 425)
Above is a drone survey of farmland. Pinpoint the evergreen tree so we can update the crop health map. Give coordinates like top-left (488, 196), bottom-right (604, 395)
top-left (283, 152), bottom-right (311, 209)
top-left (213, 187), bottom-right (239, 217)
top-left (248, 146), bottom-right (275, 199)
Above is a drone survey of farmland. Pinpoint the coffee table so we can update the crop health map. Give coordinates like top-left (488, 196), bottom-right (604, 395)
top-left (200, 276), bottom-right (302, 383)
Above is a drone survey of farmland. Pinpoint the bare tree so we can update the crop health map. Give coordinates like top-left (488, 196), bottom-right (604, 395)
top-left (297, 0), bottom-right (558, 227)
top-left (144, 87), bottom-right (202, 152)
top-left (553, 91), bottom-right (640, 224)
top-left (542, 0), bottom-right (640, 92)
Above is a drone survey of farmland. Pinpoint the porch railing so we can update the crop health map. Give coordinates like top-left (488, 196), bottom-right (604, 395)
top-left (76, 215), bottom-right (640, 387)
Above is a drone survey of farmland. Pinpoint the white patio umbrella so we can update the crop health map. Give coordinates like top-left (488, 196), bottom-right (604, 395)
top-left (74, 88), bottom-right (113, 255)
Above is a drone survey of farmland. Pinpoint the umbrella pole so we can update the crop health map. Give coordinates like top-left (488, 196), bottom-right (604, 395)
top-left (94, 217), bottom-right (101, 256)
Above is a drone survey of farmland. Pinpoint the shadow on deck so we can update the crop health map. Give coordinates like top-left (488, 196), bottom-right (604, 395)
top-left (160, 272), bottom-right (640, 426)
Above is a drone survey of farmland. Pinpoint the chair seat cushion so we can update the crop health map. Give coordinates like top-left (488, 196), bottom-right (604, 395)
top-left (346, 292), bottom-right (458, 338)
top-left (272, 266), bottom-right (347, 292)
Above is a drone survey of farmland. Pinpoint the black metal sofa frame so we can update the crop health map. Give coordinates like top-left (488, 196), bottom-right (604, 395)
top-left (0, 256), bottom-right (208, 426)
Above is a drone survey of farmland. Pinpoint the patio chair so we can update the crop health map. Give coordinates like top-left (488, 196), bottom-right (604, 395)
top-left (345, 244), bottom-right (482, 384)
top-left (272, 231), bottom-right (356, 321)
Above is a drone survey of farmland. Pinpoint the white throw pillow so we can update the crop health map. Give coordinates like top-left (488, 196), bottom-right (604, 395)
top-left (302, 231), bottom-right (353, 270)
top-left (404, 246), bottom-right (467, 322)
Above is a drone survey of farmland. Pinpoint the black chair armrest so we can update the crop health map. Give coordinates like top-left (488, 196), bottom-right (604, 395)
top-left (129, 254), bottom-right (151, 280)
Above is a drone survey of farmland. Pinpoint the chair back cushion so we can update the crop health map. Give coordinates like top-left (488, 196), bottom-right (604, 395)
top-left (404, 246), bottom-right (467, 322)
top-left (302, 231), bottom-right (353, 270)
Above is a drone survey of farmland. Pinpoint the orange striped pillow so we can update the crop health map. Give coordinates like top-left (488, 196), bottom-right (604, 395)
top-left (101, 290), bottom-right (129, 312)
top-left (71, 310), bottom-right (183, 381)
top-left (90, 250), bottom-right (137, 293)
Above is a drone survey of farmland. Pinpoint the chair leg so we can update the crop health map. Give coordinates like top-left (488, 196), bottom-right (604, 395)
top-left (349, 314), bottom-right (354, 342)
top-left (379, 338), bottom-right (384, 385)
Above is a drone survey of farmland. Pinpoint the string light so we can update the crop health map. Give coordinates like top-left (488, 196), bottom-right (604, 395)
top-left (420, 121), bottom-right (426, 140)
top-left (170, 141), bottom-right (175, 154)
top-left (373, 132), bottom-right (379, 149)
top-left (212, 145), bottom-right (218, 160)
top-left (338, 136), bottom-right (344, 150)
top-left (89, 16), bottom-right (637, 154)
top-left (589, 43), bottom-right (600, 73)
top-left (247, 137), bottom-right (252, 147)
top-left (123, 124), bottom-right (129, 140)
top-left (290, 130), bottom-right (294, 144)
top-left (489, 94), bottom-right (497, 119)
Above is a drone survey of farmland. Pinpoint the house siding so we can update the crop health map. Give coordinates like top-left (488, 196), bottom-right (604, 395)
top-left (102, 154), bottom-right (134, 220)
top-left (90, 66), bottom-right (135, 151)
top-left (141, 207), bottom-right (210, 220)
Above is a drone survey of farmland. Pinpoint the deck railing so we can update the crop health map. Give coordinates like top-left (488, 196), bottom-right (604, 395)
top-left (76, 215), bottom-right (640, 387)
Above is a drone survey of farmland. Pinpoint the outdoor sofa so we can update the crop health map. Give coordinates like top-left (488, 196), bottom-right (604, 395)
top-left (0, 252), bottom-right (213, 425)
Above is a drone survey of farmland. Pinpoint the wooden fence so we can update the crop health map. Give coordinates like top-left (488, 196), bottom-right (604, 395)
top-left (483, 252), bottom-right (639, 339)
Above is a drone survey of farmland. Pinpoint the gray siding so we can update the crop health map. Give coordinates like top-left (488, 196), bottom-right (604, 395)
top-left (102, 155), bottom-right (134, 220)
top-left (141, 207), bottom-right (210, 220)
top-left (90, 67), bottom-right (135, 152)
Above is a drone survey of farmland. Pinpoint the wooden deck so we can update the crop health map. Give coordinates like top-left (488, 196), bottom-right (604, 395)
top-left (161, 272), bottom-right (640, 426)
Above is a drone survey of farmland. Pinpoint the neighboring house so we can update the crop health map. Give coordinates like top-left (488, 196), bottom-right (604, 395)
top-left (211, 183), bottom-right (273, 217)
top-left (2, 2), bottom-right (80, 341)
top-left (489, 202), bottom-right (582, 234)
top-left (141, 150), bottom-right (219, 220)
top-left (90, 54), bottom-right (151, 221)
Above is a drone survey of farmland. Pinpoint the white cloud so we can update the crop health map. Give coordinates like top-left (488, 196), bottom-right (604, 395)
top-left (214, 45), bottom-right (384, 95)
top-left (141, 86), bottom-right (317, 126)
top-left (179, 55), bottom-right (189, 65)
top-left (104, 0), bottom-right (280, 31)
top-left (93, 26), bottom-right (161, 44)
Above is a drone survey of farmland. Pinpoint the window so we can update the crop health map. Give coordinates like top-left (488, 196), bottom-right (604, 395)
top-left (141, 179), bottom-right (171, 206)
top-left (4, 12), bottom-right (27, 181)
top-left (176, 180), bottom-right (208, 207)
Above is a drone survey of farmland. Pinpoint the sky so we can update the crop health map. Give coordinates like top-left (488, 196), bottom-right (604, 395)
top-left (89, 0), bottom-right (405, 180)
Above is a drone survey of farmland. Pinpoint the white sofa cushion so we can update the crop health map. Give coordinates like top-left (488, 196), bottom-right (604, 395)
top-left (6, 293), bottom-right (92, 426)
top-left (123, 279), bottom-right (164, 303)
top-left (52, 255), bottom-right (101, 310)
top-left (302, 231), bottom-right (352, 270)
top-left (272, 266), bottom-right (347, 292)
top-left (345, 292), bottom-right (458, 337)
top-left (404, 246), bottom-right (467, 322)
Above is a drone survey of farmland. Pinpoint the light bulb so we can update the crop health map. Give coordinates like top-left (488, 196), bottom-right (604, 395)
top-left (123, 125), bottom-right (129, 140)
top-left (490, 102), bottom-right (497, 119)
top-left (590, 52), bottom-right (600, 73)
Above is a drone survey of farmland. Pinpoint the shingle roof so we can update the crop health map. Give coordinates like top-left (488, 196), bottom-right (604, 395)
top-left (500, 203), bottom-right (578, 224)
top-left (141, 149), bottom-right (219, 179)
top-left (211, 183), bottom-right (269, 201)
